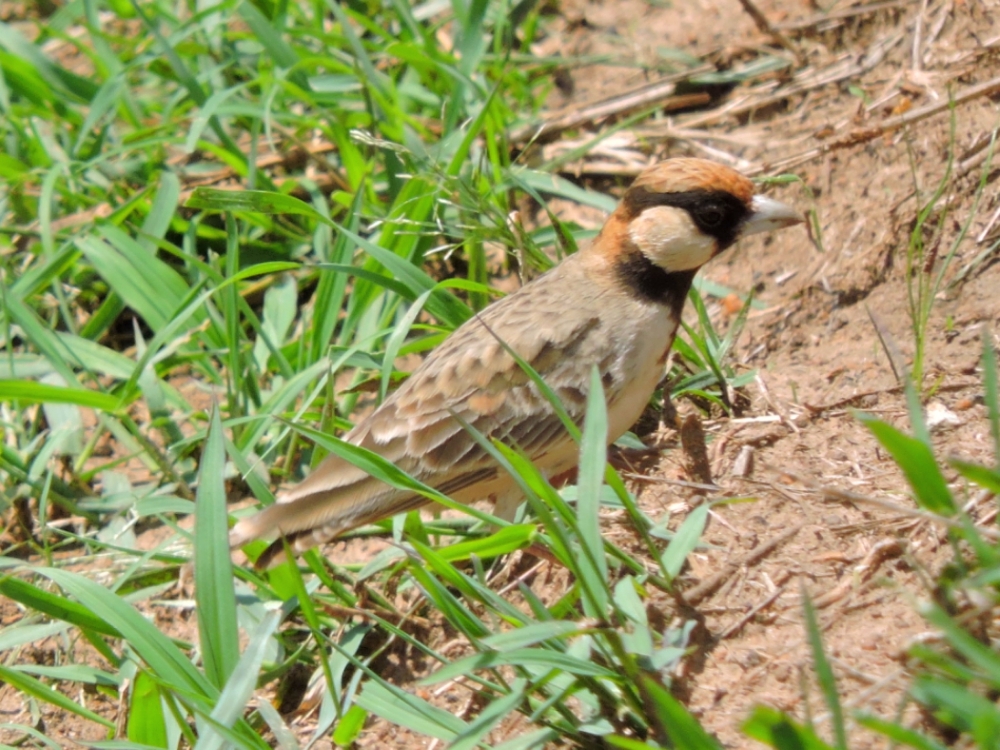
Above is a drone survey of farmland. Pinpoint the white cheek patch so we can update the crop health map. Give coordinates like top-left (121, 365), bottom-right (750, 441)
top-left (628, 206), bottom-right (717, 272)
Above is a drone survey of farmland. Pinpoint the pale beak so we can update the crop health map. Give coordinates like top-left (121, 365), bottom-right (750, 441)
top-left (742, 194), bottom-right (805, 236)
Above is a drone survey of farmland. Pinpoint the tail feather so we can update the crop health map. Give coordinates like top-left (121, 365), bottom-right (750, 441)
top-left (229, 462), bottom-right (507, 568)
top-left (251, 491), bottom-right (430, 569)
top-left (229, 477), bottom-right (416, 548)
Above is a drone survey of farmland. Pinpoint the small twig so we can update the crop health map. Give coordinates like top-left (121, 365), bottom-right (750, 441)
top-left (764, 465), bottom-right (1000, 541)
top-left (961, 487), bottom-right (994, 514)
top-left (866, 307), bottom-right (907, 386)
top-left (763, 75), bottom-right (1000, 175)
top-left (811, 538), bottom-right (904, 608)
top-left (734, 0), bottom-right (802, 61)
top-left (959, 127), bottom-right (1000, 179)
top-left (718, 586), bottom-right (786, 638)
top-left (755, 372), bottom-right (800, 433)
top-left (639, 31), bottom-right (904, 146)
top-left (921, 0), bottom-right (952, 62)
top-left (684, 523), bottom-right (804, 605)
top-left (509, 65), bottom-right (714, 144)
top-left (802, 380), bottom-right (978, 415)
top-left (976, 204), bottom-right (1000, 244)
top-left (496, 558), bottom-right (547, 596)
top-left (776, 0), bottom-right (917, 31)
top-left (911, 0), bottom-right (929, 72)
top-left (321, 602), bottom-right (433, 629)
top-left (621, 473), bottom-right (721, 493)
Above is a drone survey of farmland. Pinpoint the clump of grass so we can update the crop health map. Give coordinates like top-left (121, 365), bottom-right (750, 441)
top-left (902, 114), bottom-right (996, 390)
top-left (670, 282), bottom-right (758, 415)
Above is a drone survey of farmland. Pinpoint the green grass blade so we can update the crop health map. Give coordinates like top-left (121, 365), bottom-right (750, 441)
top-left (409, 538), bottom-right (533, 625)
top-left (10, 245), bottom-right (80, 298)
top-left (638, 676), bottom-right (722, 750)
top-left (9, 664), bottom-right (118, 686)
top-left (948, 459), bottom-right (1000, 494)
top-left (0, 723), bottom-right (63, 750)
top-left (380, 287), bottom-right (433, 400)
top-left (336, 222), bottom-right (471, 329)
top-left (196, 609), bottom-right (282, 750)
top-left (445, 82), bottom-right (497, 176)
top-left (662, 504), bottom-right (708, 580)
top-left (36, 568), bottom-right (216, 700)
top-left (801, 588), bottom-right (846, 750)
top-left (53, 332), bottom-right (139, 380)
top-left (128, 669), bottom-right (168, 748)
top-left (237, 1), bottom-right (310, 91)
top-left (0, 380), bottom-right (121, 411)
top-left (857, 714), bottom-right (948, 750)
top-left (489, 444), bottom-right (577, 568)
top-left (76, 233), bottom-right (186, 332)
top-left (186, 188), bottom-right (327, 217)
top-left (0, 22), bottom-right (98, 100)
top-left (309, 189), bottom-right (362, 363)
top-left (0, 663), bottom-right (114, 729)
top-left (983, 331), bottom-right (1000, 468)
top-left (903, 376), bottom-right (932, 447)
top-left (576, 366), bottom-right (610, 617)
top-left (427, 648), bottom-right (619, 685)
top-left (910, 676), bottom-right (1000, 741)
top-left (194, 407), bottom-right (240, 689)
top-left (428, 524), bottom-right (535, 562)
top-left (355, 679), bottom-right (466, 742)
top-left (507, 168), bottom-right (618, 213)
top-left (742, 705), bottom-right (835, 750)
top-left (450, 682), bottom-right (525, 750)
top-left (855, 414), bottom-right (956, 514)
top-left (117, 262), bottom-right (297, 403)
top-left (717, 287), bottom-right (754, 363)
top-left (0, 576), bottom-right (120, 637)
top-left (325, 0), bottom-right (390, 102)
top-left (2, 293), bottom-right (80, 384)
top-left (138, 171), bottom-right (181, 252)
top-left (283, 420), bottom-right (499, 526)
top-left (186, 187), bottom-right (471, 329)
top-left (71, 74), bottom-right (124, 157)
top-left (921, 603), bottom-right (1000, 690)
top-left (406, 550), bottom-right (491, 642)
top-left (480, 621), bottom-right (585, 651)
top-left (331, 704), bottom-right (367, 747)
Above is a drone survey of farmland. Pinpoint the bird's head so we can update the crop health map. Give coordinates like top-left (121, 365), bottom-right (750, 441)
top-left (594, 158), bottom-right (804, 303)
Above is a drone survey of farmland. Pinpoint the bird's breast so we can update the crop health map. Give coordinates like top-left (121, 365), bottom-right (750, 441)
top-left (604, 304), bottom-right (678, 442)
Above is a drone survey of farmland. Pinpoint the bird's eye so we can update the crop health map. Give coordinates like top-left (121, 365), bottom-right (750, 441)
top-left (698, 204), bottom-right (724, 227)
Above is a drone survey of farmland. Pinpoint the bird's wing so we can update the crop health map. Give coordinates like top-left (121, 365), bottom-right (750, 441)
top-left (230, 258), bottom-right (618, 554)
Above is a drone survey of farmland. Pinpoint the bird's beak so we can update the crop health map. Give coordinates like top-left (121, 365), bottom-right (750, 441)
top-left (742, 195), bottom-right (805, 236)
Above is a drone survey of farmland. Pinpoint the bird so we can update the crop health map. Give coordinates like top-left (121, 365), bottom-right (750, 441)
top-left (230, 158), bottom-right (804, 564)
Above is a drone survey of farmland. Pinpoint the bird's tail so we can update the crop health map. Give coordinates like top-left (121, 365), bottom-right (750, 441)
top-left (229, 475), bottom-right (426, 568)
top-left (229, 443), bottom-right (503, 567)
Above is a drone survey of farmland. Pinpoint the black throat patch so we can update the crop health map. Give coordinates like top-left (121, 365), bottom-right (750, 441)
top-left (614, 252), bottom-right (696, 313)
